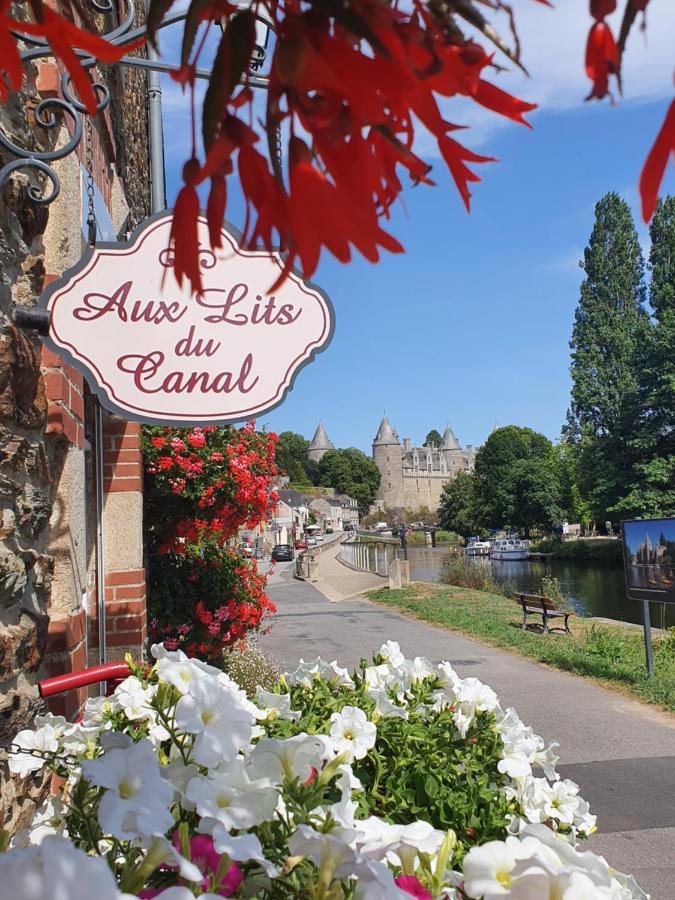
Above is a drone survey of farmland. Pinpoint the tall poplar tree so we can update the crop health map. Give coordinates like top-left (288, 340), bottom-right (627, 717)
top-left (619, 197), bottom-right (675, 517)
top-left (566, 193), bottom-right (650, 522)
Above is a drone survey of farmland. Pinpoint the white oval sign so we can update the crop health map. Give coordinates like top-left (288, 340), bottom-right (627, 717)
top-left (40, 212), bottom-right (334, 424)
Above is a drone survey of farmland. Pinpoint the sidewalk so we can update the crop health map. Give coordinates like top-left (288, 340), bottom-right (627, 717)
top-left (260, 569), bottom-right (675, 899)
top-left (308, 540), bottom-right (385, 601)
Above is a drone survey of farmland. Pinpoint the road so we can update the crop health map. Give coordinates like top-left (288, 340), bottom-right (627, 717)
top-left (259, 563), bottom-right (675, 900)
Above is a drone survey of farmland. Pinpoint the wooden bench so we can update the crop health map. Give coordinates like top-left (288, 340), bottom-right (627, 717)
top-left (515, 593), bottom-right (573, 634)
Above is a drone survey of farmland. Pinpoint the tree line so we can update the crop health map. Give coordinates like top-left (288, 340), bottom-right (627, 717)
top-left (275, 432), bottom-right (381, 509)
top-left (440, 194), bottom-right (675, 538)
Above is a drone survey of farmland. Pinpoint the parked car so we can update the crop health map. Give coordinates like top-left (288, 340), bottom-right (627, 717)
top-left (238, 544), bottom-right (254, 558)
top-left (294, 539), bottom-right (308, 550)
top-left (307, 537), bottom-right (318, 548)
top-left (343, 523), bottom-right (355, 532)
top-left (325, 526), bottom-right (334, 534)
top-left (271, 544), bottom-right (295, 562)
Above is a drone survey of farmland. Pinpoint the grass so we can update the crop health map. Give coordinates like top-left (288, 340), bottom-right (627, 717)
top-left (366, 582), bottom-right (675, 713)
top-left (530, 537), bottom-right (623, 564)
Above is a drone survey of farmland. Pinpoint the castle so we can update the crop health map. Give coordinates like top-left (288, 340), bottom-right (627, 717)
top-left (307, 419), bottom-right (476, 515)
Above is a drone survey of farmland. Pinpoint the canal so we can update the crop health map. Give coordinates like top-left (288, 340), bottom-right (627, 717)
top-left (407, 546), bottom-right (675, 629)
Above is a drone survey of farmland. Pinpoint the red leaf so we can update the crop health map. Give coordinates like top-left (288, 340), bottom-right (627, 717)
top-left (590, 0), bottom-right (617, 20)
top-left (639, 99), bottom-right (675, 222)
top-left (169, 159), bottom-right (202, 294)
top-left (438, 136), bottom-right (496, 212)
top-left (207, 175), bottom-right (227, 248)
top-left (585, 21), bottom-right (617, 100)
top-left (473, 81), bottom-right (537, 128)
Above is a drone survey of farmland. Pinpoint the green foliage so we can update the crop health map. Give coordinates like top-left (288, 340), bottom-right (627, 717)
top-left (441, 556), bottom-right (505, 594)
top-left (472, 426), bottom-right (554, 532)
top-left (438, 471), bottom-right (481, 536)
top-left (276, 431), bottom-right (313, 484)
top-left (265, 666), bottom-right (512, 855)
top-left (506, 457), bottom-right (563, 537)
top-left (368, 584), bottom-right (675, 713)
top-left (425, 429), bottom-right (443, 447)
top-left (318, 447), bottom-right (381, 509)
top-left (530, 538), bottom-right (623, 564)
top-left (540, 575), bottom-right (572, 613)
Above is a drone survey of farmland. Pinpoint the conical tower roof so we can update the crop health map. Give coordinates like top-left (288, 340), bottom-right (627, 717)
top-left (373, 415), bottom-right (400, 446)
top-left (440, 424), bottom-right (461, 450)
top-left (309, 421), bottom-right (334, 452)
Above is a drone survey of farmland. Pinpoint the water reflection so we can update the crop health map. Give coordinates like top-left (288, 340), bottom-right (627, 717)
top-left (406, 546), bottom-right (675, 628)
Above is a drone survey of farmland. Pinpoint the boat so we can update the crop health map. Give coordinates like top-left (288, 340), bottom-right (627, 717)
top-left (464, 538), bottom-right (491, 557)
top-left (490, 538), bottom-right (529, 561)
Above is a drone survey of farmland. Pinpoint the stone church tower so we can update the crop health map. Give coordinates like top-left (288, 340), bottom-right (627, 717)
top-left (308, 421), bottom-right (335, 462)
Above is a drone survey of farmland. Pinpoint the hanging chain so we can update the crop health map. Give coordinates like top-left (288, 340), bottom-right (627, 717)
top-left (0, 742), bottom-right (80, 767)
top-left (85, 115), bottom-right (97, 246)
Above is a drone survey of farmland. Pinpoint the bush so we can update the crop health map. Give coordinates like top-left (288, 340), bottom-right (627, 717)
top-left (440, 556), bottom-right (507, 594)
top-left (4, 642), bottom-right (647, 898)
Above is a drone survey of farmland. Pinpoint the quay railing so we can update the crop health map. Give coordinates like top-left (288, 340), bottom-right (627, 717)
top-left (338, 534), bottom-right (401, 577)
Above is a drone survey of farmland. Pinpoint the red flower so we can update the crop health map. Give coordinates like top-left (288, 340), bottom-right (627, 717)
top-left (395, 876), bottom-right (432, 899)
top-left (585, 21), bottom-right (617, 101)
top-left (590, 0), bottom-right (617, 19)
top-left (639, 99), bottom-right (675, 222)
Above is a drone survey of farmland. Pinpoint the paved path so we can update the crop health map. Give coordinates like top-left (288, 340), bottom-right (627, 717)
top-left (310, 540), bottom-right (385, 600)
top-left (260, 567), bottom-right (675, 899)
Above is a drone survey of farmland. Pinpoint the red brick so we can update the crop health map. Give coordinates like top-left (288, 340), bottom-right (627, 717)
top-left (113, 585), bottom-right (146, 601)
top-left (41, 346), bottom-right (63, 368)
top-left (105, 420), bottom-right (135, 436)
top-left (103, 448), bottom-right (142, 466)
top-left (62, 364), bottom-right (83, 390)
top-left (43, 372), bottom-right (67, 403)
top-left (108, 435), bottom-right (142, 450)
top-left (69, 385), bottom-right (84, 420)
top-left (107, 630), bottom-right (145, 647)
top-left (46, 610), bottom-right (87, 653)
top-left (104, 477), bottom-right (143, 493)
top-left (110, 614), bottom-right (145, 632)
top-left (106, 599), bottom-right (146, 618)
top-left (36, 61), bottom-right (59, 95)
top-left (108, 462), bottom-right (142, 478)
top-left (106, 569), bottom-right (145, 587)
top-left (46, 405), bottom-right (79, 445)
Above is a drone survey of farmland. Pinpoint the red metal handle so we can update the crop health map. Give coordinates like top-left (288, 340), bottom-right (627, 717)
top-left (38, 662), bottom-right (131, 698)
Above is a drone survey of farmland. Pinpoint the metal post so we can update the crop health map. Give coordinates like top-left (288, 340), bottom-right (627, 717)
top-left (95, 403), bottom-right (107, 687)
top-left (642, 599), bottom-right (654, 675)
top-left (146, 0), bottom-right (166, 215)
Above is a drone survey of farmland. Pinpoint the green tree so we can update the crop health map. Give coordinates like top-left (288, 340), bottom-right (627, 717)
top-left (618, 196), bottom-right (675, 518)
top-left (318, 448), bottom-right (381, 509)
top-left (506, 457), bottom-right (563, 537)
top-left (550, 442), bottom-right (591, 529)
top-left (275, 431), bottom-right (311, 483)
top-left (565, 193), bottom-right (650, 522)
top-left (472, 426), bottom-right (552, 529)
top-left (425, 429), bottom-right (443, 447)
top-left (438, 472), bottom-right (480, 536)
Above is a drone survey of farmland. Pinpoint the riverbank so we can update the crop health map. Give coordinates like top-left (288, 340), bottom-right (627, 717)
top-left (530, 537), bottom-right (623, 563)
top-left (367, 582), bottom-right (675, 713)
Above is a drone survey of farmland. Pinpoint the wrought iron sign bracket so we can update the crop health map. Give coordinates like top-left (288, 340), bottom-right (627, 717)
top-left (0, 0), bottom-right (271, 206)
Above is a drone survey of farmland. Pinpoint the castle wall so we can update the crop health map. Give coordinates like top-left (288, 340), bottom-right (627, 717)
top-left (373, 444), bottom-right (405, 511)
top-left (402, 473), bottom-right (447, 514)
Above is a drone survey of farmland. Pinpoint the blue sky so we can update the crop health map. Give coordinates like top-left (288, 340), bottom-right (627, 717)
top-left (158, 1), bottom-right (674, 454)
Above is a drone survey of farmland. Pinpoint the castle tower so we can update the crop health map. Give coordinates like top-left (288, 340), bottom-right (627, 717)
top-left (307, 421), bottom-right (335, 463)
top-left (372, 416), bottom-right (404, 512)
top-left (440, 424), bottom-right (461, 451)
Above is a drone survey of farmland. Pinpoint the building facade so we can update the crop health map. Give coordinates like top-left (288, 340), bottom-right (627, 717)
top-left (372, 417), bottom-right (476, 515)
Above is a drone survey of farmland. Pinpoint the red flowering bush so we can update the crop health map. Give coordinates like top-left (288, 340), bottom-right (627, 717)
top-left (143, 422), bottom-right (278, 662)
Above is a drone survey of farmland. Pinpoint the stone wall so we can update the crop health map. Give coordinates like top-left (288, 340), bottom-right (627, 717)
top-left (0, 14), bottom-right (150, 833)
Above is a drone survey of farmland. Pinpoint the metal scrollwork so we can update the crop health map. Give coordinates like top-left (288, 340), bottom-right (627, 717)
top-left (0, 158), bottom-right (60, 204)
top-left (60, 70), bottom-right (111, 114)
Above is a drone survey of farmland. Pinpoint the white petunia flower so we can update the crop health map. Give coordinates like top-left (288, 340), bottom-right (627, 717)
top-left (255, 688), bottom-right (301, 721)
top-left (389, 820), bottom-right (446, 873)
top-left (81, 695), bottom-right (117, 728)
top-left (12, 796), bottom-right (67, 848)
top-left (285, 657), bottom-right (322, 687)
top-left (369, 689), bottom-right (408, 721)
top-left (114, 676), bottom-right (156, 721)
top-left (81, 738), bottom-right (174, 840)
top-left (246, 733), bottom-right (326, 783)
top-left (0, 834), bottom-right (128, 900)
top-left (174, 675), bottom-right (255, 767)
top-left (289, 824), bottom-right (358, 880)
top-left (185, 759), bottom-right (278, 831)
top-left (329, 706), bottom-right (377, 762)
top-left (8, 724), bottom-right (59, 778)
top-left (353, 858), bottom-right (411, 899)
top-left (462, 837), bottom-right (548, 898)
top-left (543, 779), bottom-right (583, 826)
top-left (378, 640), bottom-right (406, 668)
top-left (319, 659), bottom-right (356, 688)
top-left (211, 826), bottom-right (278, 876)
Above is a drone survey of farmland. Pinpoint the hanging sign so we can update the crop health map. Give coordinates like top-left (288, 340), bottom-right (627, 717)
top-left (38, 212), bottom-right (334, 424)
